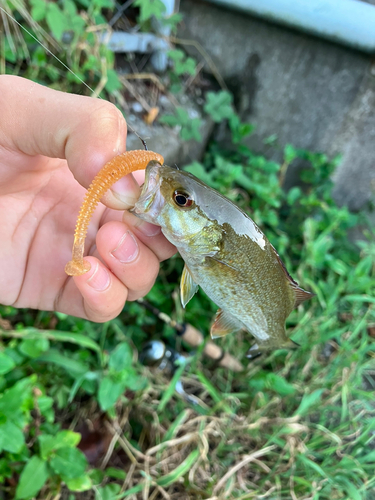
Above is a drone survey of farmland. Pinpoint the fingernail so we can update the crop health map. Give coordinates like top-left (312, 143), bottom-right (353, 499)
top-left (86, 262), bottom-right (110, 291)
top-left (110, 175), bottom-right (140, 207)
top-left (111, 231), bottom-right (139, 263)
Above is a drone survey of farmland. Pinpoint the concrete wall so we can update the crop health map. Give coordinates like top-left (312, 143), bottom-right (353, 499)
top-left (179, 0), bottom-right (375, 212)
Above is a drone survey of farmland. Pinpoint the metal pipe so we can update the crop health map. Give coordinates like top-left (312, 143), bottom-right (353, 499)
top-left (103, 32), bottom-right (169, 54)
top-left (204, 0), bottom-right (375, 53)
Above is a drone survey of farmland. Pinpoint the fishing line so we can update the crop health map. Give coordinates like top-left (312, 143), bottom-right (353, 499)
top-left (0, 6), bottom-right (98, 95)
top-left (0, 5), bottom-right (144, 138)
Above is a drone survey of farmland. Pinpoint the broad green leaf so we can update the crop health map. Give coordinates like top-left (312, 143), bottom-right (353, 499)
top-left (204, 91), bottom-right (234, 122)
top-left (30, 0), bottom-right (47, 22)
top-left (0, 420), bottom-right (24, 453)
top-left (89, 468), bottom-right (105, 485)
top-left (50, 446), bottom-right (87, 480)
top-left (93, 0), bottom-right (115, 8)
top-left (0, 376), bottom-right (34, 416)
top-left (105, 467), bottom-right (126, 479)
top-left (37, 395), bottom-right (54, 422)
top-left (284, 144), bottom-right (298, 163)
top-left (167, 49), bottom-right (184, 62)
top-left (159, 107), bottom-right (188, 127)
top-left (15, 456), bottom-right (49, 500)
top-left (4, 346), bottom-right (24, 365)
top-left (65, 473), bottom-right (92, 492)
top-left (134, 0), bottom-right (166, 22)
top-left (109, 342), bottom-right (133, 372)
top-left (118, 367), bottom-right (147, 392)
top-left (266, 374), bottom-right (296, 396)
top-left (19, 338), bottom-right (49, 358)
top-left (69, 371), bottom-right (99, 403)
top-left (105, 69), bottom-right (122, 93)
top-left (0, 351), bottom-right (15, 374)
top-left (287, 186), bottom-right (302, 205)
top-left (160, 108), bottom-right (202, 141)
top-left (63, 0), bottom-right (77, 17)
top-left (168, 50), bottom-right (196, 76)
top-left (46, 3), bottom-right (68, 41)
top-left (39, 430), bottom-right (81, 460)
top-left (98, 376), bottom-right (126, 411)
top-left (95, 483), bottom-right (121, 500)
top-left (180, 118), bottom-right (202, 141)
top-left (177, 57), bottom-right (196, 76)
top-left (161, 12), bottom-right (183, 30)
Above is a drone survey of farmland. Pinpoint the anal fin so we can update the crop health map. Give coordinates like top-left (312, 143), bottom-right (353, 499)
top-left (211, 309), bottom-right (242, 339)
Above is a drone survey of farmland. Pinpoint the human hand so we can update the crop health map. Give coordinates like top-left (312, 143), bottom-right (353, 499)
top-left (0, 75), bottom-right (176, 321)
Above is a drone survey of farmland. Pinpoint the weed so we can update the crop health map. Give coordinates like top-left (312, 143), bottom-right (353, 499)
top-left (1, 1), bottom-right (375, 499)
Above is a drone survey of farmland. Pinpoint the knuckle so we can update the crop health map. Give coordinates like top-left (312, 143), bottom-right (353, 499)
top-left (93, 101), bottom-right (125, 130)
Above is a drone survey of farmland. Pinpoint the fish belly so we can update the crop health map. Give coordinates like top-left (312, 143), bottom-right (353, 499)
top-left (186, 258), bottom-right (272, 343)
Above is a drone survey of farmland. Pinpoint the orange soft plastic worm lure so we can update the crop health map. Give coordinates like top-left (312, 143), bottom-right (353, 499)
top-left (65, 150), bottom-right (164, 276)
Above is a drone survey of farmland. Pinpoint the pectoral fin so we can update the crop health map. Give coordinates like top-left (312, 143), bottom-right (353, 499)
top-left (180, 265), bottom-right (199, 308)
top-left (211, 309), bottom-right (243, 339)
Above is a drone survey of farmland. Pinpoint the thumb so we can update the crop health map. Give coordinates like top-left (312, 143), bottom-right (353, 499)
top-left (0, 75), bottom-right (140, 206)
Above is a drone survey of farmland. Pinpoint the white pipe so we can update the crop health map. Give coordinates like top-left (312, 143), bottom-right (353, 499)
top-left (151, 0), bottom-right (176, 71)
top-left (103, 32), bottom-right (169, 54)
top-left (204, 0), bottom-right (375, 53)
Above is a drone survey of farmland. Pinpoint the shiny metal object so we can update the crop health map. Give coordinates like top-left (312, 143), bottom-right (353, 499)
top-left (139, 340), bottom-right (200, 405)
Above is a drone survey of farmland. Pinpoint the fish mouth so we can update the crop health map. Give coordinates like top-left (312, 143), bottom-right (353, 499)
top-left (131, 161), bottom-right (164, 222)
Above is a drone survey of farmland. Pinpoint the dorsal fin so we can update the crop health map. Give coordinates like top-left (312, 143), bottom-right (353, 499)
top-left (272, 245), bottom-right (299, 285)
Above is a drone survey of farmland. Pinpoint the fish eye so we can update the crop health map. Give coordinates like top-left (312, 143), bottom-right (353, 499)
top-left (173, 190), bottom-right (194, 208)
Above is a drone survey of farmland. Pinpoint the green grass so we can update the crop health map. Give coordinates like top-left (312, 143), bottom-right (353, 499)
top-left (1, 1), bottom-right (375, 499)
top-left (1, 138), bottom-right (374, 500)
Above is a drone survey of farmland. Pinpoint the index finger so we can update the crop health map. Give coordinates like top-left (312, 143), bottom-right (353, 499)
top-left (0, 75), bottom-right (127, 189)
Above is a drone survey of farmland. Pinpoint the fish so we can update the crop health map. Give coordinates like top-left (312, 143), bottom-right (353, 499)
top-left (132, 161), bottom-right (313, 358)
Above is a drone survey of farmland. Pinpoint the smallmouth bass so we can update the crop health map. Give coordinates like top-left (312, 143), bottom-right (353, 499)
top-left (132, 161), bottom-right (313, 358)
